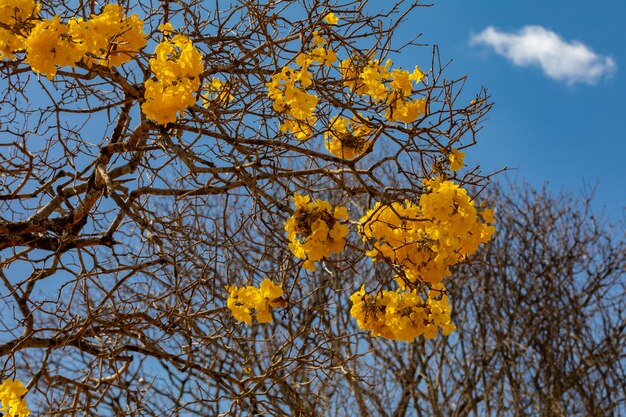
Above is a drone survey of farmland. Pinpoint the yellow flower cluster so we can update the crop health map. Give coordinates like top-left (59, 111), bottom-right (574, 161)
top-left (360, 177), bottom-right (495, 286)
top-left (18, 5), bottom-right (145, 79)
top-left (0, 0), bottom-right (39, 60)
top-left (324, 114), bottom-right (373, 159)
top-left (142, 33), bottom-right (204, 124)
top-left (266, 32), bottom-right (337, 140)
top-left (68, 4), bottom-right (146, 68)
top-left (23, 15), bottom-right (85, 78)
top-left (350, 285), bottom-right (456, 341)
top-left (448, 148), bottom-right (465, 171)
top-left (340, 57), bottom-right (427, 124)
top-left (350, 177), bottom-right (495, 340)
top-left (284, 193), bottom-right (349, 271)
top-left (323, 13), bottom-right (339, 25)
top-left (0, 379), bottom-right (29, 417)
top-left (266, 68), bottom-right (318, 140)
top-left (226, 279), bottom-right (284, 324)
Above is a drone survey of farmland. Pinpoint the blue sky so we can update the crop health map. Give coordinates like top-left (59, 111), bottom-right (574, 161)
top-left (391, 0), bottom-right (626, 220)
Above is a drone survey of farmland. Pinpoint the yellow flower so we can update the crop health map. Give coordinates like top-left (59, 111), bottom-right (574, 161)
top-left (24, 16), bottom-right (86, 79)
top-left (69, 4), bottom-right (147, 68)
top-left (385, 97), bottom-right (426, 124)
top-left (279, 117), bottom-right (316, 141)
top-left (448, 148), bottom-right (465, 171)
top-left (323, 12), bottom-right (339, 25)
top-left (312, 31), bottom-right (326, 47)
top-left (0, 379), bottom-right (29, 417)
top-left (142, 34), bottom-right (204, 124)
top-left (409, 65), bottom-right (425, 83)
top-left (349, 286), bottom-right (456, 341)
top-left (481, 208), bottom-right (495, 224)
top-left (284, 194), bottom-right (349, 270)
top-left (259, 278), bottom-right (283, 300)
top-left (266, 65), bottom-right (318, 134)
top-left (310, 47), bottom-right (337, 67)
top-left (226, 280), bottom-right (283, 325)
top-left (0, 0), bottom-right (40, 60)
top-left (324, 115), bottom-right (373, 159)
top-left (159, 22), bottom-right (175, 34)
top-left (360, 178), bottom-right (494, 287)
top-left (202, 77), bottom-right (235, 105)
top-left (150, 34), bottom-right (204, 83)
top-left (142, 78), bottom-right (198, 125)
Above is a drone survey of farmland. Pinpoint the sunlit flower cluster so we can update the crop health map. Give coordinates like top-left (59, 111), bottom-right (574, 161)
top-left (448, 148), bottom-right (465, 171)
top-left (350, 284), bottom-right (456, 341)
top-left (23, 16), bottom-right (85, 78)
top-left (360, 177), bottom-right (495, 286)
top-left (226, 279), bottom-right (284, 324)
top-left (264, 22), bottom-right (427, 159)
top-left (284, 193), bottom-right (349, 271)
top-left (349, 177), bottom-right (495, 340)
top-left (324, 114), bottom-right (374, 159)
top-left (0, 379), bottom-right (29, 417)
top-left (0, 0), bottom-right (39, 60)
top-left (69, 4), bottom-right (146, 68)
top-left (266, 31), bottom-right (339, 140)
top-left (342, 57), bottom-right (391, 101)
top-left (142, 32), bottom-right (204, 124)
top-left (340, 57), bottom-right (427, 124)
top-left (304, 31), bottom-right (338, 68)
top-left (13, 4), bottom-right (146, 79)
top-left (323, 13), bottom-right (339, 25)
top-left (266, 66), bottom-right (319, 140)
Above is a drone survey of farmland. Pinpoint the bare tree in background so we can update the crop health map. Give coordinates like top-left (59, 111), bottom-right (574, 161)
top-left (0, 0), bottom-right (495, 415)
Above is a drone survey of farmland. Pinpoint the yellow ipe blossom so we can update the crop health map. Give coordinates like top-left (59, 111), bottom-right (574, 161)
top-left (149, 34), bottom-right (203, 83)
top-left (360, 177), bottom-right (495, 287)
top-left (158, 22), bottom-right (175, 35)
top-left (22, 5), bottom-right (146, 77)
top-left (325, 114), bottom-right (374, 159)
top-left (359, 59), bottom-right (392, 102)
top-left (69, 4), bottom-right (146, 68)
top-left (0, 0), bottom-right (40, 60)
top-left (226, 279), bottom-right (284, 324)
top-left (284, 193), bottom-right (349, 271)
top-left (389, 66), bottom-right (424, 97)
top-left (142, 33), bottom-right (204, 124)
top-left (341, 56), bottom-right (427, 124)
top-left (267, 65), bottom-right (319, 140)
top-left (385, 97), bottom-right (427, 124)
top-left (350, 284), bottom-right (456, 341)
top-left (448, 148), bottom-right (466, 171)
top-left (310, 46), bottom-right (337, 67)
top-left (24, 16), bottom-right (86, 79)
top-left (323, 12), bottom-right (339, 25)
top-left (267, 67), bottom-right (318, 118)
top-left (0, 379), bottom-right (29, 417)
top-left (142, 78), bottom-right (198, 125)
top-left (341, 57), bottom-right (392, 101)
top-left (385, 66), bottom-right (426, 123)
top-left (266, 31), bottom-right (341, 140)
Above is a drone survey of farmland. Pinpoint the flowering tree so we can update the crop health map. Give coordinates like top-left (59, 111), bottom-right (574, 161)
top-left (0, 0), bottom-right (495, 415)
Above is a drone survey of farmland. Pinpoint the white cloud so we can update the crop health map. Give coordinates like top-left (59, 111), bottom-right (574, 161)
top-left (470, 25), bottom-right (616, 85)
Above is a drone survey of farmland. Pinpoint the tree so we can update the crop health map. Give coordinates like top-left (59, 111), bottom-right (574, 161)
top-left (0, 0), bottom-right (495, 415)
